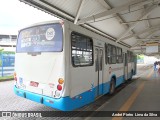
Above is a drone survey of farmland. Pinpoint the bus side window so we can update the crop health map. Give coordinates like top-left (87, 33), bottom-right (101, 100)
top-left (71, 32), bottom-right (93, 67)
top-left (107, 44), bottom-right (116, 64)
top-left (105, 44), bottom-right (108, 64)
top-left (107, 44), bottom-right (112, 64)
top-left (95, 48), bottom-right (99, 71)
top-left (116, 47), bottom-right (123, 63)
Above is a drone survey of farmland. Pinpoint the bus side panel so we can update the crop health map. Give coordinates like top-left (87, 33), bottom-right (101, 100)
top-left (68, 29), bottom-right (96, 109)
top-left (102, 59), bottom-right (110, 95)
top-left (61, 21), bottom-right (70, 98)
top-left (70, 67), bottom-right (95, 100)
top-left (14, 85), bottom-right (93, 111)
top-left (108, 64), bottom-right (124, 87)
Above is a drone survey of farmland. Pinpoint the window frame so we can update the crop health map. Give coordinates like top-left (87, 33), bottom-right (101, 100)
top-left (71, 31), bottom-right (94, 67)
top-left (105, 43), bottom-right (108, 64)
top-left (16, 23), bottom-right (63, 53)
top-left (116, 47), bottom-right (123, 63)
top-left (130, 52), bottom-right (134, 62)
top-left (107, 44), bottom-right (117, 64)
top-left (127, 51), bottom-right (134, 63)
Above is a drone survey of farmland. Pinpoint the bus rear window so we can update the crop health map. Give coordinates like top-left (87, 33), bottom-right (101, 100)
top-left (16, 23), bottom-right (63, 53)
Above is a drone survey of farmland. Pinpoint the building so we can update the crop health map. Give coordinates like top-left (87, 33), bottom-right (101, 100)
top-left (0, 35), bottom-right (16, 76)
top-left (0, 34), bottom-right (17, 52)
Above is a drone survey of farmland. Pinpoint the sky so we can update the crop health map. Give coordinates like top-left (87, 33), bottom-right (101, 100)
top-left (0, 0), bottom-right (59, 35)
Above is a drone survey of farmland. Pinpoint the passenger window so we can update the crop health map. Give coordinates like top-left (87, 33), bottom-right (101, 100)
top-left (105, 44), bottom-right (108, 64)
top-left (71, 32), bottom-right (93, 67)
top-left (112, 46), bottom-right (116, 64)
top-left (117, 47), bottom-right (123, 63)
top-left (107, 44), bottom-right (116, 64)
top-left (99, 50), bottom-right (103, 70)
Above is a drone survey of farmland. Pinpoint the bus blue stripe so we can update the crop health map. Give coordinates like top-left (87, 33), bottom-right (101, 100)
top-left (116, 75), bottom-right (125, 87)
top-left (14, 75), bottom-right (126, 111)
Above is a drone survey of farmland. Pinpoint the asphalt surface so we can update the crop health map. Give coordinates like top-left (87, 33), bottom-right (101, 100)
top-left (0, 80), bottom-right (54, 111)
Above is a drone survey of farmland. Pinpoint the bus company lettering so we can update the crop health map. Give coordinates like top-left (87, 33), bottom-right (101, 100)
top-left (111, 67), bottom-right (124, 72)
top-left (109, 67), bottom-right (124, 74)
top-left (46, 28), bottom-right (55, 40)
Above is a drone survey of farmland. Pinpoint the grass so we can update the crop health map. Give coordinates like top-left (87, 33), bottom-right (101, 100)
top-left (0, 75), bottom-right (13, 80)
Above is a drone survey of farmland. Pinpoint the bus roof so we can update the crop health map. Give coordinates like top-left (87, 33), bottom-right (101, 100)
top-left (18, 20), bottom-right (62, 32)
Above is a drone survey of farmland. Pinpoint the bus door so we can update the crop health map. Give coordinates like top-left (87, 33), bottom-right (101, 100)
top-left (124, 53), bottom-right (128, 80)
top-left (95, 47), bottom-right (103, 97)
top-left (134, 55), bottom-right (137, 75)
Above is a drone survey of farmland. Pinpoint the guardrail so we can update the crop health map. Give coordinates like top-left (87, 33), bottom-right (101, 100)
top-left (0, 67), bottom-right (14, 77)
top-left (0, 53), bottom-right (15, 77)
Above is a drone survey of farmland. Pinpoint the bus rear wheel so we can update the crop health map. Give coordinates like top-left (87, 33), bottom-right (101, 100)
top-left (109, 78), bottom-right (115, 95)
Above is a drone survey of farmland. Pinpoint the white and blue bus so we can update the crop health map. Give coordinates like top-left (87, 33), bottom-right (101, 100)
top-left (14, 20), bottom-right (137, 111)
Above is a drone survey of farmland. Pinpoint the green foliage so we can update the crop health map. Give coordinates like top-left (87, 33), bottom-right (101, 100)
top-left (0, 48), bottom-right (4, 51)
top-left (0, 51), bottom-right (15, 54)
top-left (0, 75), bottom-right (13, 80)
top-left (137, 54), bottom-right (144, 60)
top-left (0, 48), bottom-right (15, 54)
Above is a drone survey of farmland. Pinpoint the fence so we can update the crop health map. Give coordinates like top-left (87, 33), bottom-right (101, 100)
top-left (0, 53), bottom-right (15, 77)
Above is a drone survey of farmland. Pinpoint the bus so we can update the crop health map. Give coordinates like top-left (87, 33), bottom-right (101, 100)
top-left (14, 20), bottom-right (137, 111)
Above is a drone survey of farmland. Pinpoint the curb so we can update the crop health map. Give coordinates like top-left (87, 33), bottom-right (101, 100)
top-left (0, 78), bottom-right (14, 82)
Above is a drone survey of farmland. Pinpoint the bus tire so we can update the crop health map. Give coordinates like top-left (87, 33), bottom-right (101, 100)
top-left (109, 78), bottom-right (115, 95)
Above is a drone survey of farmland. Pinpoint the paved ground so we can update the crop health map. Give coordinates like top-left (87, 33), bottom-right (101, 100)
top-left (0, 80), bottom-right (54, 111)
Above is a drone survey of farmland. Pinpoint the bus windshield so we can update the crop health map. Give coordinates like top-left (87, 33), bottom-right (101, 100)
top-left (16, 23), bottom-right (63, 53)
